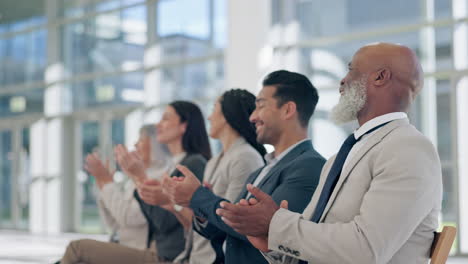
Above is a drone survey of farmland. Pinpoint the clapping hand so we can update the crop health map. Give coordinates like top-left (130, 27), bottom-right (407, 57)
top-left (137, 178), bottom-right (172, 206)
top-left (114, 144), bottom-right (147, 184)
top-left (162, 165), bottom-right (202, 207)
top-left (237, 197), bottom-right (288, 252)
top-left (84, 153), bottom-right (114, 189)
top-left (215, 184), bottom-right (288, 251)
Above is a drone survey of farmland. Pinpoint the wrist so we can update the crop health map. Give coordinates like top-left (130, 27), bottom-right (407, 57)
top-left (173, 204), bottom-right (183, 212)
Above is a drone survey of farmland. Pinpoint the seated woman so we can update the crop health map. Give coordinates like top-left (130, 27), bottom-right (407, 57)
top-left (89, 124), bottom-right (171, 250)
top-left (153, 89), bottom-right (266, 264)
top-left (60, 101), bottom-right (211, 264)
top-left (57, 124), bottom-right (171, 263)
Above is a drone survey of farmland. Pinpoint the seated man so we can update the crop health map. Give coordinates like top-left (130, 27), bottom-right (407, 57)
top-left (217, 43), bottom-right (442, 264)
top-left (164, 70), bottom-right (326, 264)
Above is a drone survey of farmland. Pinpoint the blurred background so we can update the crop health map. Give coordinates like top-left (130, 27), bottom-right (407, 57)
top-left (0, 0), bottom-right (467, 263)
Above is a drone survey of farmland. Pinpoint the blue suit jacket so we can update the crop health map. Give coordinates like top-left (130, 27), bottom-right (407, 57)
top-left (190, 141), bottom-right (325, 264)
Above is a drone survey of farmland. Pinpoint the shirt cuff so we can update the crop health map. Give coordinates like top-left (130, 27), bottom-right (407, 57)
top-left (193, 216), bottom-right (209, 229)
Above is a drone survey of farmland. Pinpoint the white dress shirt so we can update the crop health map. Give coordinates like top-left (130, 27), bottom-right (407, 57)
top-left (246, 138), bottom-right (310, 199)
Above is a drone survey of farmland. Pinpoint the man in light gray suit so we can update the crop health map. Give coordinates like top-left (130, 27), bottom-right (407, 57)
top-left (216, 43), bottom-right (443, 264)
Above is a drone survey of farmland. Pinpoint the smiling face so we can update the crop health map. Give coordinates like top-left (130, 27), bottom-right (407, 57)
top-left (155, 106), bottom-right (186, 144)
top-left (207, 98), bottom-right (228, 139)
top-left (249, 85), bottom-right (283, 145)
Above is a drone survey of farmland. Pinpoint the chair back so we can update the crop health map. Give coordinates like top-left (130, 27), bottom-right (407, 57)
top-left (430, 226), bottom-right (457, 264)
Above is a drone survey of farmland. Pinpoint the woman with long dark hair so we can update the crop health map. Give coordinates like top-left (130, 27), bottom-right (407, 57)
top-left (123, 100), bottom-right (210, 262)
top-left (162, 89), bottom-right (266, 264)
top-left (60, 101), bottom-right (210, 264)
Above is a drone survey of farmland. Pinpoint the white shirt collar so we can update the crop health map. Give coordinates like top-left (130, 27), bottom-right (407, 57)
top-left (354, 112), bottom-right (408, 140)
top-left (264, 138), bottom-right (310, 165)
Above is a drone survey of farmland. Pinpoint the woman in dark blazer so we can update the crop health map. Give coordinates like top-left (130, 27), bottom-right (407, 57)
top-left (133, 101), bottom-right (211, 262)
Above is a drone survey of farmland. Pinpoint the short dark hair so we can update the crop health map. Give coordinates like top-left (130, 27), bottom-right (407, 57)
top-left (262, 70), bottom-right (319, 127)
top-left (169, 101), bottom-right (212, 160)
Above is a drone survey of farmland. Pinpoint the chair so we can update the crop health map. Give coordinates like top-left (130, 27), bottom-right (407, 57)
top-left (430, 226), bottom-right (457, 264)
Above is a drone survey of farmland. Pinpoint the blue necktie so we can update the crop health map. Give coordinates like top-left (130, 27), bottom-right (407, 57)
top-left (310, 133), bottom-right (357, 223)
top-left (298, 122), bottom-right (390, 264)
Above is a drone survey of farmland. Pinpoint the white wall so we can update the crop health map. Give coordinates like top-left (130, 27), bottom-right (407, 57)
top-left (225, 0), bottom-right (270, 94)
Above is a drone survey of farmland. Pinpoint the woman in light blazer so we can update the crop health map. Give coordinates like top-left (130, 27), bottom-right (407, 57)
top-left (57, 125), bottom-right (172, 264)
top-left (162, 89), bottom-right (266, 264)
top-left (93, 124), bottom-right (172, 249)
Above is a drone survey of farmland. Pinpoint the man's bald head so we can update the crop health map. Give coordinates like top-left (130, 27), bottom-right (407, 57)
top-left (335, 43), bottom-right (424, 125)
top-left (356, 43), bottom-right (423, 99)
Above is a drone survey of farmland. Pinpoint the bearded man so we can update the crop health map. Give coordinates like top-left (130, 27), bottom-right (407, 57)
top-left (215, 43), bottom-right (443, 264)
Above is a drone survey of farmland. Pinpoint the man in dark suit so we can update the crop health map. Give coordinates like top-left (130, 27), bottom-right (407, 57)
top-left (164, 70), bottom-right (326, 264)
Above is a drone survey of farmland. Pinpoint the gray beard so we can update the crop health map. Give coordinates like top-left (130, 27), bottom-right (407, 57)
top-left (330, 76), bottom-right (367, 124)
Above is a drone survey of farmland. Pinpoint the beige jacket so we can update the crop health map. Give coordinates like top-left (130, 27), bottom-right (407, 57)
top-left (264, 119), bottom-right (442, 264)
top-left (98, 179), bottom-right (148, 250)
top-left (190, 137), bottom-right (264, 264)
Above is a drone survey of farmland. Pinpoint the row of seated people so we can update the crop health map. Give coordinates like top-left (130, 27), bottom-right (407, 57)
top-left (57, 43), bottom-right (442, 264)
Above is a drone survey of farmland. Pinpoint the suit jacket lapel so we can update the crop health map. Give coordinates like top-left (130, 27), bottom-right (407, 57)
top-left (319, 119), bottom-right (409, 222)
top-left (235, 168), bottom-right (263, 202)
top-left (236, 141), bottom-right (313, 201)
top-left (205, 154), bottom-right (223, 185)
top-left (256, 141), bottom-right (312, 189)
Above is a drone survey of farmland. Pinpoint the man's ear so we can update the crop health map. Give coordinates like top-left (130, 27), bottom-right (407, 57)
top-left (374, 68), bottom-right (391, 86)
top-left (283, 101), bottom-right (297, 121)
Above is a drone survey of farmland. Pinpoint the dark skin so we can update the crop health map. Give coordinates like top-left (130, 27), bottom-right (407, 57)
top-left (216, 43), bottom-right (424, 252)
top-left (216, 184), bottom-right (288, 252)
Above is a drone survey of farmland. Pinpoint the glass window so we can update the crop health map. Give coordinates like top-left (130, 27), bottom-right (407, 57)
top-left (71, 71), bottom-right (144, 110)
top-left (290, 0), bottom-right (422, 39)
top-left (437, 80), bottom-right (453, 163)
top-left (435, 0), bottom-right (452, 19)
top-left (0, 89), bottom-right (44, 118)
top-left (157, 0), bottom-right (210, 39)
top-left (61, 5), bottom-right (146, 76)
top-left (111, 119), bottom-right (125, 147)
top-left (18, 127), bottom-right (30, 229)
top-left (156, 35), bottom-right (217, 62)
top-left (436, 26), bottom-right (453, 71)
top-left (156, 0), bottom-right (226, 59)
top-left (0, 131), bottom-right (12, 228)
top-left (0, 0), bottom-right (46, 33)
top-left (457, 77), bottom-right (468, 254)
top-left (148, 58), bottom-right (224, 103)
top-left (78, 121), bottom-right (100, 233)
top-left (0, 30), bottom-right (47, 86)
top-left (408, 94), bottom-right (423, 131)
top-left (59, 0), bottom-right (144, 19)
top-left (213, 0), bottom-right (227, 48)
top-left (436, 79), bottom-right (456, 223)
